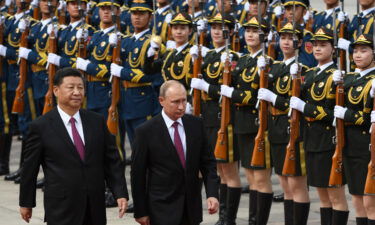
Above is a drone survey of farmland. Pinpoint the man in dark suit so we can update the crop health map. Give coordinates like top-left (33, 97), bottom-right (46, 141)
top-left (131, 80), bottom-right (220, 225)
top-left (19, 68), bottom-right (128, 225)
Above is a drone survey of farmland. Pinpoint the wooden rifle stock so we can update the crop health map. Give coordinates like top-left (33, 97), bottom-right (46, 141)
top-left (191, 32), bottom-right (206, 117)
top-left (214, 58), bottom-right (231, 161)
top-left (282, 72), bottom-right (301, 176)
top-left (33, 6), bottom-right (40, 20)
top-left (251, 66), bottom-right (268, 167)
top-left (42, 28), bottom-right (57, 115)
top-left (107, 37), bottom-right (121, 135)
top-left (267, 33), bottom-right (276, 60)
top-left (12, 24), bottom-right (29, 114)
top-left (364, 98), bottom-right (375, 195)
top-left (305, 11), bottom-right (314, 32)
top-left (231, 31), bottom-right (240, 52)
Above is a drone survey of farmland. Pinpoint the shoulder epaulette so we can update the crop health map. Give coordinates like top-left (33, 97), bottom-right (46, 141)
top-left (273, 60), bottom-right (282, 64)
top-left (326, 68), bottom-right (336, 74)
top-left (306, 67), bottom-right (315, 72)
top-left (346, 72), bottom-right (359, 76)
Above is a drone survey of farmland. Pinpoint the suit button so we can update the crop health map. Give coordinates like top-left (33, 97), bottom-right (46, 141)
top-left (362, 131), bottom-right (367, 134)
top-left (326, 126), bottom-right (330, 130)
top-left (141, 92), bottom-right (145, 95)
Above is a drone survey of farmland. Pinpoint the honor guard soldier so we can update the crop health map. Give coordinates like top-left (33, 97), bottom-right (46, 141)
top-left (0, 0), bottom-right (38, 182)
top-left (47, 0), bottom-right (95, 69)
top-left (220, 16), bottom-right (269, 225)
top-left (110, 0), bottom-right (162, 145)
top-left (292, 27), bottom-right (349, 225)
top-left (312, 0), bottom-right (341, 33)
top-left (171, 0), bottom-right (187, 13)
top-left (190, 12), bottom-right (242, 225)
top-left (119, 3), bottom-right (133, 34)
top-left (151, 0), bottom-right (173, 43)
top-left (88, 0), bottom-right (101, 29)
top-left (335, 34), bottom-right (375, 225)
top-left (257, 22), bottom-right (311, 225)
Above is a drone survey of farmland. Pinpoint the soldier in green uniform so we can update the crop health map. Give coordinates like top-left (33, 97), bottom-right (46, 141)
top-left (220, 16), bottom-right (268, 225)
top-left (335, 34), bottom-right (375, 225)
top-left (290, 27), bottom-right (349, 225)
top-left (190, 12), bottom-right (241, 225)
top-left (257, 21), bottom-right (310, 225)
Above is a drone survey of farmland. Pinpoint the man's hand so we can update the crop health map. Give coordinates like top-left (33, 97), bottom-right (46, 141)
top-left (20, 207), bottom-right (32, 223)
top-left (136, 216), bottom-right (150, 225)
top-left (117, 198), bottom-right (128, 218)
top-left (207, 197), bottom-right (219, 214)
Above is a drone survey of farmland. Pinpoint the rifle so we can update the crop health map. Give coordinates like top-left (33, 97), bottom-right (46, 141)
top-left (77, 0), bottom-right (87, 65)
top-left (251, 0), bottom-right (268, 168)
top-left (151, 0), bottom-right (162, 60)
top-left (305, 6), bottom-right (313, 32)
top-left (267, 0), bottom-right (276, 59)
top-left (230, 0), bottom-right (240, 52)
top-left (214, 1), bottom-right (231, 161)
top-left (364, 12), bottom-right (375, 196)
top-left (329, 0), bottom-right (346, 187)
top-left (32, 1), bottom-right (40, 20)
top-left (12, 2), bottom-right (29, 114)
top-left (282, 1), bottom-right (300, 176)
top-left (43, 2), bottom-right (57, 114)
top-left (58, 1), bottom-right (67, 25)
top-left (107, 0), bottom-right (121, 135)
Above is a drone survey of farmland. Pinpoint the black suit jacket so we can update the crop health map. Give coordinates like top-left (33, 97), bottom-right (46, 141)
top-left (19, 108), bottom-right (128, 225)
top-left (131, 114), bottom-right (219, 225)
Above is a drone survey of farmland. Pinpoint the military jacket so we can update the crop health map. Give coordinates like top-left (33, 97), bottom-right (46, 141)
top-left (151, 5), bottom-right (174, 43)
top-left (120, 6), bottom-right (133, 35)
top-left (348, 10), bottom-right (375, 44)
top-left (312, 7), bottom-right (341, 33)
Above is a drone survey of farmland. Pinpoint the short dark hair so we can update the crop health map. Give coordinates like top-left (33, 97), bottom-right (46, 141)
top-left (53, 67), bottom-right (85, 86)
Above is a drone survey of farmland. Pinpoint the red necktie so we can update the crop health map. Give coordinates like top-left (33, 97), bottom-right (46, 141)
top-left (172, 122), bottom-right (185, 168)
top-left (70, 117), bottom-right (85, 161)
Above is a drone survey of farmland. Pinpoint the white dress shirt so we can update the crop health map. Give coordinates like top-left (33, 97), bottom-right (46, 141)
top-left (57, 105), bottom-right (85, 145)
top-left (133, 28), bottom-right (150, 41)
top-left (161, 110), bottom-right (186, 156)
top-left (317, 61), bottom-right (334, 75)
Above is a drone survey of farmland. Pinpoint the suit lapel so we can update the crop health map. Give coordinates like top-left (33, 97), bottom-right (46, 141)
top-left (182, 116), bottom-right (193, 171)
top-left (79, 110), bottom-right (91, 160)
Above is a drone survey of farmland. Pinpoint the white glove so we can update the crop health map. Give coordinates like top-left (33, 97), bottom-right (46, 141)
top-left (334, 105), bottom-right (347, 119)
top-left (47, 24), bottom-right (58, 36)
top-left (47, 53), bottom-right (61, 66)
top-left (18, 19), bottom-right (27, 32)
top-left (190, 78), bottom-right (210, 92)
top-left (290, 63), bottom-right (299, 77)
top-left (197, 19), bottom-right (207, 34)
top-left (220, 85), bottom-right (234, 98)
top-left (185, 102), bottom-right (192, 115)
top-left (303, 10), bottom-right (311, 23)
top-left (165, 13), bottom-right (172, 24)
top-left (290, 96), bottom-right (306, 113)
top-left (338, 38), bottom-right (350, 51)
top-left (147, 47), bottom-right (156, 57)
top-left (0, 44), bottom-right (7, 57)
top-left (31, 0), bottom-right (38, 8)
top-left (370, 79), bottom-right (375, 98)
top-left (257, 56), bottom-right (266, 69)
top-left (86, 1), bottom-right (92, 13)
top-left (108, 33), bottom-right (118, 46)
top-left (110, 63), bottom-right (123, 78)
top-left (76, 28), bottom-right (88, 41)
top-left (5, 0), bottom-right (11, 7)
top-left (76, 57), bottom-right (90, 71)
top-left (274, 5), bottom-right (283, 17)
top-left (257, 88), bottom-right (277, 105)
top-left (220, 52), bottom-right (233, 63)
top-left (18, 47), bottom-right (31, 59)
top-left (189, 45), bottom-right (209, 60)
top-left (58, 0), bottom-right (66, 11)
top-left (337, 11), bottom-right (348, 22)
top-left (332, 70), bottom-right (344, 84)
top-left (267, 31), bottom-right (274, 42)
top-left (166, 40), bottom-right (176, 49)
top-left (371, 111), bottom-right (375, 123)
top-left (244, 2), bottom-right (250, 12)
top-left (150, 40), bottom-right (160, 50)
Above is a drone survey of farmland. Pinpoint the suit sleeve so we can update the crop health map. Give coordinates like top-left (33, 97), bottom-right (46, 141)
top-left (198, 119), bottom-right (219, 199)
top-left (103, 118), bottom-right (129, 200)
top-left (131, 126), bottom-right (149, 218)
top-left (19, 122), bottom-right (43, 208)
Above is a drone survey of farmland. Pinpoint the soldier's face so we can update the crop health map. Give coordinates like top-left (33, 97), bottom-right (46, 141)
top-left (157, 0), bottom-right (169, 5)
top-left (171, 24), bottom-right (192, 46)
top-left (16, 0), bottom-right (30, 10)
top-left (244, 27), bottom-right (261, 48)
top-left (159, 85), bottom-right (187, 121)
top-left (187, 0), bottom-right (199, 8)
top-left (248, 2), bottom-right (267, 17)
top-left (131, 11), bottom-right (151, 30)
top-left (211, 23), bottom-right (226, 46)
top-left (53, 76), bottom-right (85, 111)
top-left (39, 0), bottom-right (58, 15)
top-left (324, 0), bottom-right (339, 5)
top-left (360, 0), bottom-right (375, 9)
top-left (280, 33), bottom-right (300, 57)
top-left (285, 5), bottom-right (306, 23)
top-left (312, 40), bottom-right (333, 63)
top-left (99, 5), bottom-right (118, 24)
top-left (353, 45), bottom-right (375, 69)
top-left (67, 1), bottom-right (87, 19)
top-left (216, 0), bottom-right (231, 13)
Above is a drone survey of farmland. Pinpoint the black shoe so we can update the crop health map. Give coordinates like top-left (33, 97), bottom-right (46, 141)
top-left (272, 193), bottom-right (284, 202)
top-left (125, 157), bottom-right (132, 166)
top-left (127, 203), bottom-right (134, 213)
top-left (215, 184), bottom-right (227, 225)
top-left (36, 178), bottom-right (44, 189)
top-left (14, 176), bottom-right (21, 184)
top-left (4, 169), bottom-right (21, 181)
top-left (241, 185), bottom-right (249, 194)
top-left (105, 191), bottom-right (117, 208)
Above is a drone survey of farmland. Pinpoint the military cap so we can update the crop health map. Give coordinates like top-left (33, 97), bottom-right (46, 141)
top-left (351, 34), bottom-right (374, 48)
top-left (170, 12), bottom-right (192, 26)
top-left (208, 12), bottom-right (235, 28)
top-left (311, 27), bottom-right (333, 42)
top-left (242, 16), bottom-right (269, 33)
top-left (66, 0), bottom-right (89, 3)
top-left (129, 0), bottom-right (153, 12)
top-left (248, 0), bottom-right (268, 2)
top-left (278, 21), bottom-right (303, 39)
top-left (282, 0), bottom-right (310, 9)
top-left (97, 0), bottom-right (123, 7)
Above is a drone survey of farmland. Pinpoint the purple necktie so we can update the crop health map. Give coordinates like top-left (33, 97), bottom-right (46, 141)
top-left (70, 117), bottom-right (85, 161)
top-left (172, 122), bottom-right (185, 168)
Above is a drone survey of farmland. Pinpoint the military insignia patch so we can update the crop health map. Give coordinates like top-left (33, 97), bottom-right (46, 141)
top-left (356, 86), bottom-right (363, 92)
top-left (305, 42), bottom-right (313, 54)
top-left (178, 61), bottom-right (183, 67)
top-left (134, 48), bottom-right (139, 54)
top-left (214, 62), bottom-right (220, 67)
top-left (283, 75), bottom-right (289, 82)
top-left (318, 82), bottom-right (324, 88)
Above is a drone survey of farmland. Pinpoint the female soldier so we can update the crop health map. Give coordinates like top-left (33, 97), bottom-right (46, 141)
top-left (290, 27), bottom-right (349, 225)
top-left (334, 34), bottom-right (375, 225)
top-left (190, 12), bottom-right (241, 225)
top-left (257, 21), bottom-right (310, 225)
